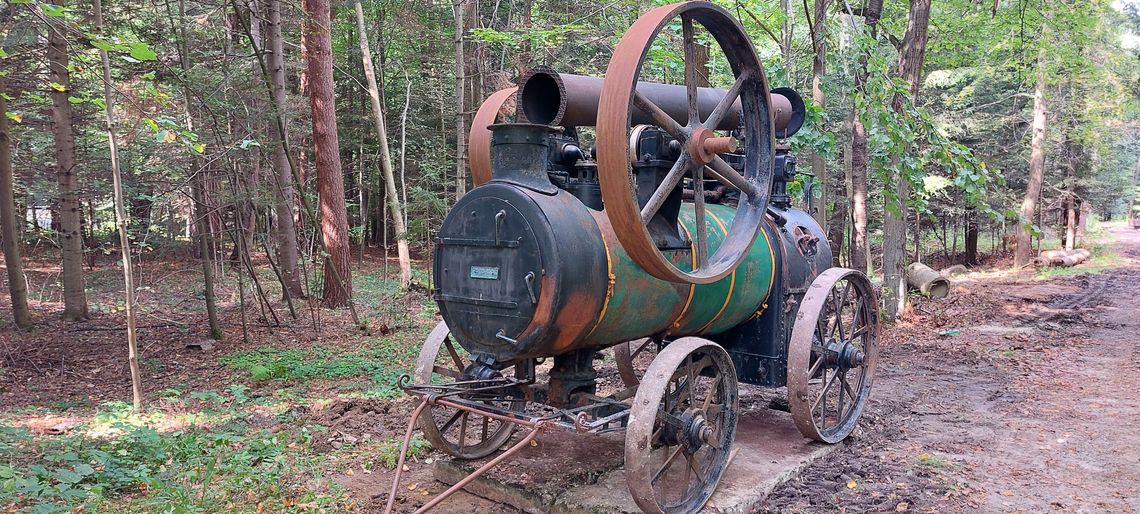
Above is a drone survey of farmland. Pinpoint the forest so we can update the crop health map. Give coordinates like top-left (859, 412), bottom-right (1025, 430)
top-left (1, 0), bottom-right (1139, 512)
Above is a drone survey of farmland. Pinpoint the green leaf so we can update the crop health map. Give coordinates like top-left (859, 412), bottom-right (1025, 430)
top-left (128, 42), bottom-right (156, 61)
top-left (41, 3), bottom-right (67, 16)
top-left (90, 39), bottom-right (113, 51)
top-left (192, 143), bottom-right (206, 154)
top-left (238, 139), bottom-right (261, 150)
top-left (67, 96), bottom-right (84, 104)
top-left (0, 48), bottom-right (8, 59)
top-left (48, 82), bottom-right (66, 92)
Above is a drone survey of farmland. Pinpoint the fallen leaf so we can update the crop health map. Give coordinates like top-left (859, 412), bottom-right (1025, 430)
top-left (408, 483), bottom-right (418, 491)
top-left (529, 440), bottom-right (538, 447)
top-left (895, 501), bottom-right (909, 512)
top-left (847, 480), bottom-right (857, 490)
top-left (1001, 490), bottom-right (1014, 496)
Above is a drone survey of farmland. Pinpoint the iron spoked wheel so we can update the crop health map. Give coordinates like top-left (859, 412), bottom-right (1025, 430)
top-left (614, 337), bottom-right (660, 387)
top-left (626, 337), bottom-right (739, 514)
top-left (787, 268), bottom-right (879, 443)
top-left (597, 1), bottom-right (775, 285)
top-left (413, 321), bottom-right (522, 459)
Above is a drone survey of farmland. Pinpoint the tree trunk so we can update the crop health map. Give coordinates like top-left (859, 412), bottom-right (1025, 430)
top-left (453, 0), bottom-right (469, 199)
top-left (0, 81), bottom-right (32, 330)
top-left (354, 0), bottom-right (412, 288)
top-left (850, 113), bottom-right (870, 274)
top-left (849, 0), bottom-right (880, 275)
top-left (1064, 197), bottom-right (1078, 251)
top-left (809, 0), bottom-right (831, 239)
top-left (1015, 55), bottom-right (1048, 269)
top-left (47, 7), bottom-right (89, 321)
top-left (965, 205), bottom-right (979, 266)
top-left (176, 0), bottom-right (223, 340)
top-left (304, 0), bottom-right (353, 308)
top-left (263, 0), bottom-right (304, 299)
top-left (95, 0), bottom-right (144, 412)
top-left (882, 0), bottom-right (931, 320)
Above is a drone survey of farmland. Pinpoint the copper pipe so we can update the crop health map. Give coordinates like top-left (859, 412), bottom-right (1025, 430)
top-left (382, 398), bottom-right (429, 514)
top-left (412, 423), bottom-right (547, 513)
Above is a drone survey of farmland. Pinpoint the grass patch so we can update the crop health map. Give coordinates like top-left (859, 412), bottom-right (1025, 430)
top-left (220, 343), bottom-right (411, 398)
top-left (0, 406), bottom-right (347, 513)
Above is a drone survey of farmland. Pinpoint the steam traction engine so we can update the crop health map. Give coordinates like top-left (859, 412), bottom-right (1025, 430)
top-left (385, 3), bottom-right (878, 513)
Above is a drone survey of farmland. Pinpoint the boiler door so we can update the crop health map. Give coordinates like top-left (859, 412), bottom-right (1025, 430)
top-left (434, 196), bottom-right (543, 348)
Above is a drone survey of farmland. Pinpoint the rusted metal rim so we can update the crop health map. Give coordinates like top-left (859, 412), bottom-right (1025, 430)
top-left (614, 337), bottom-right (658, 387)
top-left (469, 87), bottom-right (518, 186)
top-left (597, 1), bottom-right (774, 285)
top-left (625, 337), bottom-right (739, 514)
top-left (414, 321), bottom-right (521, 459)
top-left (786, 268), bottom-right (880, 443)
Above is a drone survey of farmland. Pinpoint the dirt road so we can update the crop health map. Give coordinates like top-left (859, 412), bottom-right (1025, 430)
top-left (762, 225), bottom-right (1140, 513)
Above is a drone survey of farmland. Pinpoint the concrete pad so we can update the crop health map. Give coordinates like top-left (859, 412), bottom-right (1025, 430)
top-left (433, 407), bottom-right (837, 513)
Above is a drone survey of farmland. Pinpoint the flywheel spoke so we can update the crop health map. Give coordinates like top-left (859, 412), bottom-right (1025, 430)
top-left (704, 73), bottom-right (748, 129)
top-left (682, 15), bottom-right (699, 126)
top-left (640, 154), bottom-right (691, 223)
top-left (633, 89), bottom-right (687, 141)
top-left (693, 163), bottom-right (709, 268)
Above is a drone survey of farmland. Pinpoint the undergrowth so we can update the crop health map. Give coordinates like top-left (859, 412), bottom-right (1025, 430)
top-left (219, 344), bottom-right (408, 398)
top-left (0, 404), bottom-right (348, 513)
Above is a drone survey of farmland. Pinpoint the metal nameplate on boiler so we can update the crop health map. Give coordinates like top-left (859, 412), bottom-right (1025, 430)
top-left (469, 266), bottom-right (500, 280)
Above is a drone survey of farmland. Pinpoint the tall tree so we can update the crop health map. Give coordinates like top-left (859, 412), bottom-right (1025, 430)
top-left (265, 0), bottom-right (304, 298)
top-left (0, 81), bottom-right (32, 330)
top-left (47, 4), bottom-right (89, 321)
top-left (176, 0), bottom-right (222, 340)
top-left (882, 0), bottom-right (932, 319)
top-left (1015, 54), bottom-right (1049, 268)
top-left (453, 0), bottom-right (468, 199)
top-left (848, 0), bottom-right (883, 275)
top-left (353, 0), bottom-right (412, 288)
top-left (94, 0), bottom-right (143, 411)
top-left (303, 0), bottom-right (352, 308)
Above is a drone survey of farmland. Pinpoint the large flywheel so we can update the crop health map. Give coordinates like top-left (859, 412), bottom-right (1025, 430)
top-left (597, 1), bottom-right (776, 285)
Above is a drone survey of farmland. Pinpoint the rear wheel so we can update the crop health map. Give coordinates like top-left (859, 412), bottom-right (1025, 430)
top-left (787, 268), bottom-right (879, 443)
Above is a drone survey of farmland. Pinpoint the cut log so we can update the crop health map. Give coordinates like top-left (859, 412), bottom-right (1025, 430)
top-left (906, 262), bottom-right (951, 299)
top-left (940, 264), bottom-right (968, 278)
top-left (1034, 248), bottom-right (1090, 267)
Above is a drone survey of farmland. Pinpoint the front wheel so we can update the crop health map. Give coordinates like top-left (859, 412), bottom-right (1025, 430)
top-left (413, 321), bottom-right (522, 459)
top-left (786, 268), bottom-right (879, 443)
top-left (625, 337), bottom-right (738, 514)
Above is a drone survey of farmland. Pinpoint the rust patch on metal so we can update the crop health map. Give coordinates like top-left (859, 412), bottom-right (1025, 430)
top-left (469, 87), bottom-right (517, 186)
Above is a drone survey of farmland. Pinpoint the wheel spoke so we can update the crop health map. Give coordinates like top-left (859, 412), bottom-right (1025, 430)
top-left (701, 374), bottom-right (720, 413)
top-left (682, 15), bottom-right (699, 126)
top-left (850, 297), bottom-right (866, 341)
top-left (708, 155), bottom-right (757, 197)
top-left (439, 410), bottom-right (463, 433)
top-left (444, 338), bottom-right (464, 371)
top-left (432, 365), bottom-right (464, 380)
top-left (641, 154), bottom-right (691, 223)
top-left (632, 338), bottom-right (654, 358)
top-left (633, 89), bottom-right (687, 140)
top-left (841, 373), bottom-right (857, 418)
top-left (458, 411), bottom-right (469, 446)
top-left (807, 353), bottom-right (825, 378)
top-left (693, 163), bottom-right (709, 268)
top-left (652, 445), bottom-right (686, 483)
top-left (704, 72), bottom-right (748, 129)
